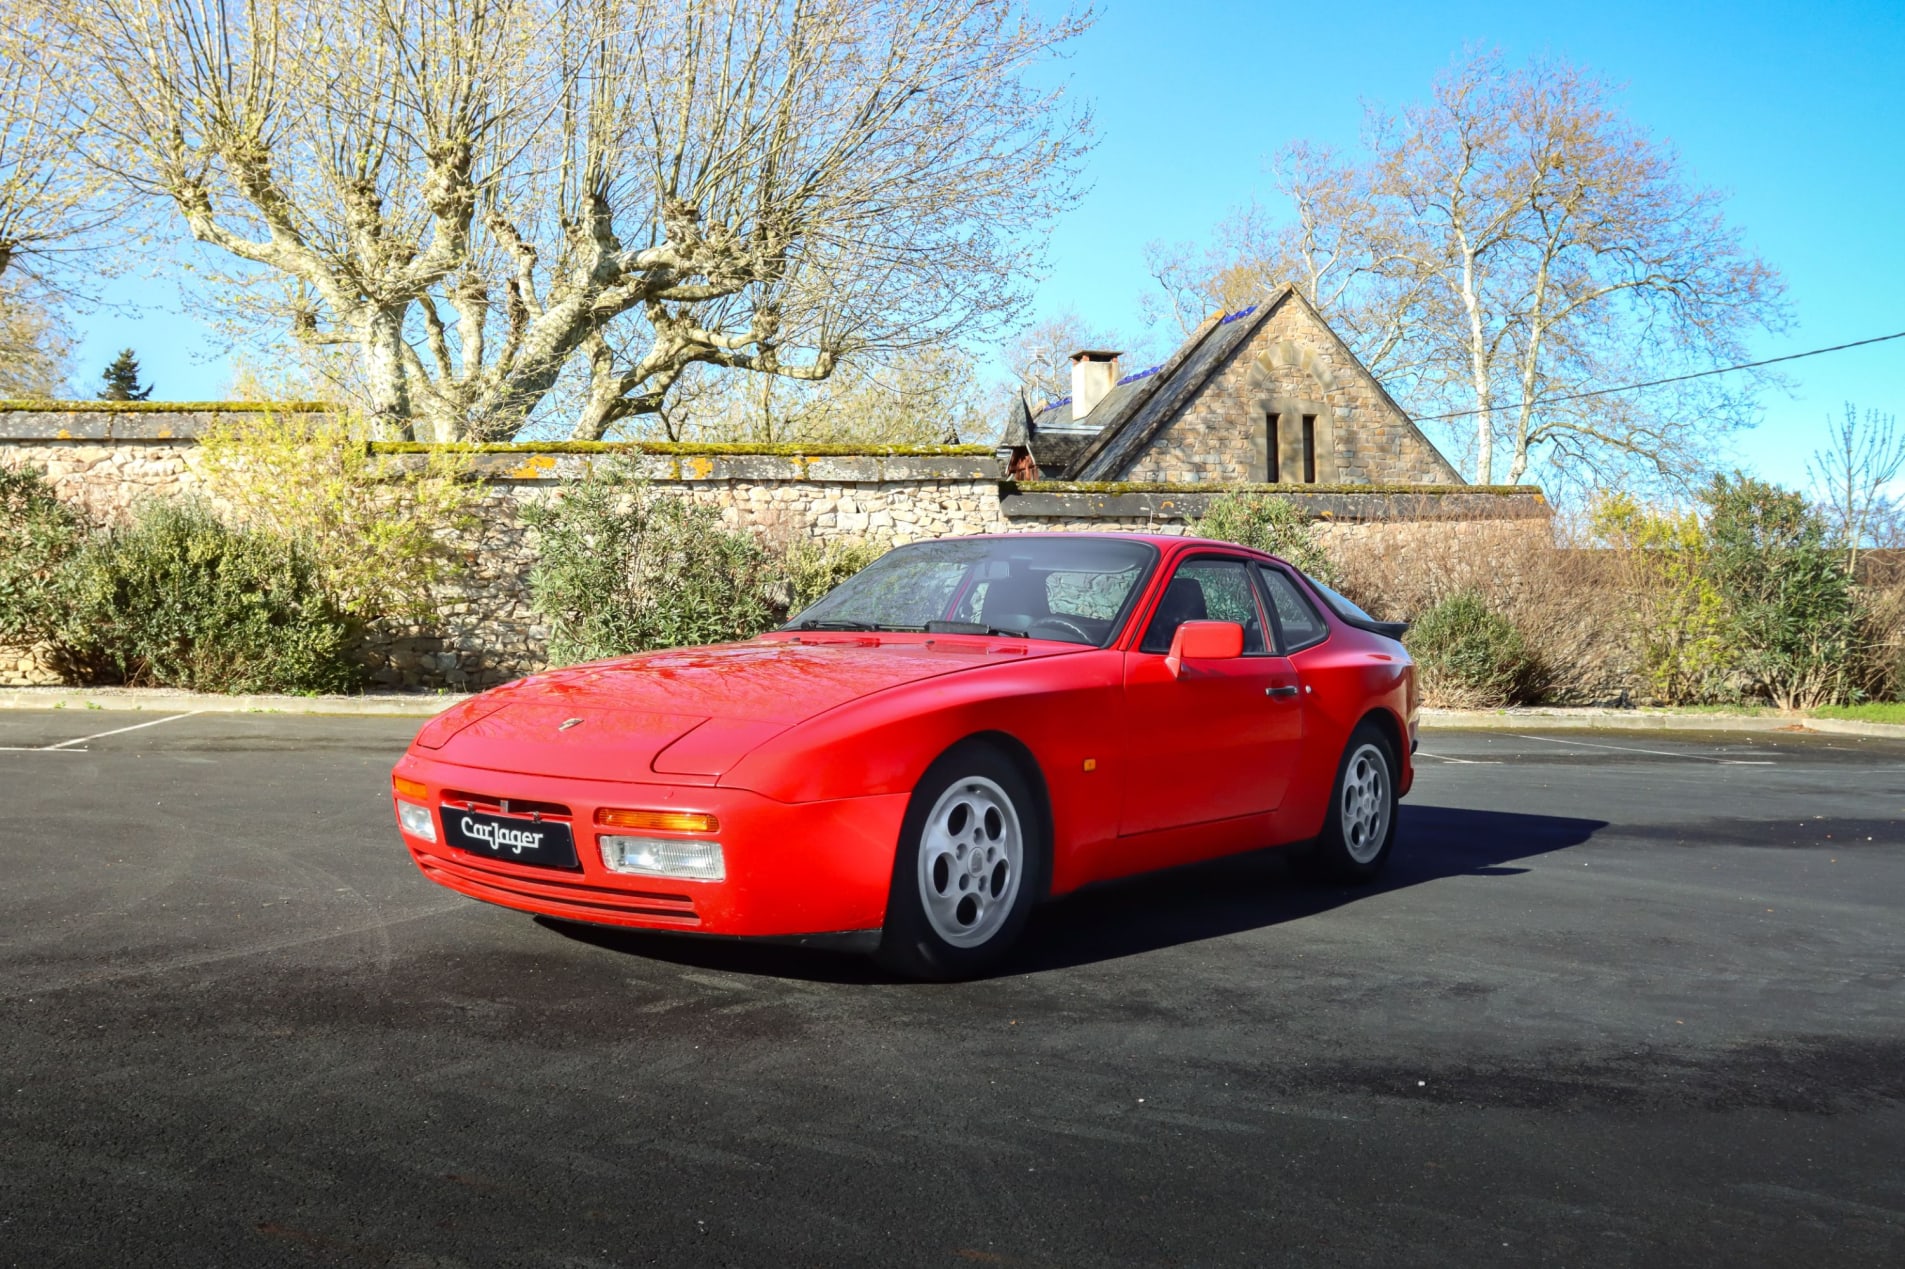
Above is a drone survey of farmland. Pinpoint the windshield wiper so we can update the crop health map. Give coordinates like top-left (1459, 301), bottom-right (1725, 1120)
top-left (787, 619), bottom-right (927, 633)
top-left (925, 620), bottom-right (1028, 637)
top-left (788, 618), bottom-right (877, 631)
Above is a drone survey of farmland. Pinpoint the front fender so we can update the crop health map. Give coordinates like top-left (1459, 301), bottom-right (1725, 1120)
top-left (720, 650), bottom-right (1128, 892)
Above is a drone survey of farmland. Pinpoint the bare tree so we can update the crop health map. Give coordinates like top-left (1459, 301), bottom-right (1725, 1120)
top-left (1151, 51), bottom-right (1786, 489)
top-left (0, 3), bottom-right (130, 291)
top-left (997, 308), bottom-right (1142, 414)
top-left (0, 276), bottom-right (72, 396)
top-left (55, 0), bottom-right (1092, 440)
top-left (656, 345), bottom-right (986, 444)
top-left (1144, 143), bottom-right (1441, 386)
top-left (1811, 402), bottom-right (1904, 572)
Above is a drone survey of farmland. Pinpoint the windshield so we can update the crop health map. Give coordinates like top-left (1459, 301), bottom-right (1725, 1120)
top-left (785, 537), bottom-right (1159, 646)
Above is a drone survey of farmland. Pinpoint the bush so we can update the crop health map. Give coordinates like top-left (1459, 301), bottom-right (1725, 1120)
top-left (525, 463), bottom-right (781, 664)
top-left (0, 464), bottom-right (90, 654)
top-left (53, 501), bottom-right (361, 693)
top-left (1406, 591), bottom-right (1536, 708)
top-left (1590, 493), bottom-right (1733, 704)
top-left (1193, 493), bottom-right (1338, 583)
top-left (1700, 474), bottom-right (1859, 710)
top-left (197, 409), bottom-right (481, 622)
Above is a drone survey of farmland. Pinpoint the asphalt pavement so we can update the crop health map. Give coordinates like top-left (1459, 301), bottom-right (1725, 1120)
top-left (0, 710), bottom-right (1901, 1267)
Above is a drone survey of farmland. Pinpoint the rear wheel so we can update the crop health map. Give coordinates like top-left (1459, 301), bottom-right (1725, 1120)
top-left (876, 744), bottom-right (1043, 980)
top-left (1306, 722), bottom-right (1399, 883)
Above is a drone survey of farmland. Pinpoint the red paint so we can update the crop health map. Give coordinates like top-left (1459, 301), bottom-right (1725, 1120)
top-left (393, 533), bottom-right (1416, 940)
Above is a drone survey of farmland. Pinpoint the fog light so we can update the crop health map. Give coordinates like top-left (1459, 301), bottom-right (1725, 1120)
top-left (599, 836), bottom-right (724, 881)
top-left (396, 800), bottom-right (437, 842)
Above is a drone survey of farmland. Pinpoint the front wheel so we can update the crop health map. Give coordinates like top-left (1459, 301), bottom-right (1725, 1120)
top-left (1307, 723), bottom-right (1399, 884)
top-left (875, 744), bottom-right (1043, 980)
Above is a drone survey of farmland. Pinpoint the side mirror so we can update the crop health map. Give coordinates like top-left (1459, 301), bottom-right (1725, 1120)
top-left (1165, 620), bottom-right (1245, 677)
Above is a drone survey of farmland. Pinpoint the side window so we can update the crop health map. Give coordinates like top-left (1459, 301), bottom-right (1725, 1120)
top-left (1257, 566), bottom-right (1329, 651)
top-left (1139, 558), bottom-right (1268, 655)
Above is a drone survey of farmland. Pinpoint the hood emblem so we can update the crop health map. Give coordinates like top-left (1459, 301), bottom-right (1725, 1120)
top-left (558, 718), bottom-right (585, 732)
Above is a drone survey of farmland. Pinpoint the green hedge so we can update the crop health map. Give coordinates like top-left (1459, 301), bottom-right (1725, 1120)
top-left (1406, 592), bottom-right (1536, 709)
top-left (27, 495), bottom-right (363, 694)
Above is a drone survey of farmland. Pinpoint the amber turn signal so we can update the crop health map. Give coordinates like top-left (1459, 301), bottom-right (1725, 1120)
top-left (595, 808), bottom-right (720, 834)
top-left (393, 776), bottom-right (429, 801)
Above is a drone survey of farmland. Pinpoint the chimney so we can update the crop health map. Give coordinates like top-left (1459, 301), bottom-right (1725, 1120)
top-left (1069, 349), bottom-right (1122, 419)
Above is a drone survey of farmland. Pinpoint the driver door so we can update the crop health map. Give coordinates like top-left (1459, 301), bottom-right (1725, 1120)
top-left (1119, 556), bottom-right (1305, 836)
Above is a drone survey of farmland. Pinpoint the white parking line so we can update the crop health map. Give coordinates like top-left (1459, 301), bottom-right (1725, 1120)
top-left (1415, 751), bottom-right (1502, 765)
top-left (4, 711), bottom-right (206, 752)
top-left (1510, 733), bottom-right (1775, 765)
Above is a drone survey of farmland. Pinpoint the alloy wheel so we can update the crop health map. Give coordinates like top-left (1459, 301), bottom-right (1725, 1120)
top-left (916, 776), bottom-right (1024, 948)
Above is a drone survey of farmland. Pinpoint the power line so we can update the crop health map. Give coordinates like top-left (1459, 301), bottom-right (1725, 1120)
top-left (1414, 329), bottom-right (1905, 422)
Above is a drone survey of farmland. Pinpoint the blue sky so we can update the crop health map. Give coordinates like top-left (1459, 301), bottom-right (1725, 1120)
top-left (72, 0), bottom-right (1903, 488)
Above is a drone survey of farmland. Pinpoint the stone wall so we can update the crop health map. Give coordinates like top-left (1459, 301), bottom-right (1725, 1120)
top-left (1122, 292), bottom-right (1463, 486)
top-left (1, 409), bottom-right (1547, 689)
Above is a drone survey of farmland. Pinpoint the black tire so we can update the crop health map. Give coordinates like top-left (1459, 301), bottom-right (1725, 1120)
top-left (1305, 721), bottom-right (1400, 884)
top-left (875, 742), bottom-right (1045, 981)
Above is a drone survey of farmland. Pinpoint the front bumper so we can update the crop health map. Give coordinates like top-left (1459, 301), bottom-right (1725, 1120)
top-left (392, 752), bottom-right (910, 938)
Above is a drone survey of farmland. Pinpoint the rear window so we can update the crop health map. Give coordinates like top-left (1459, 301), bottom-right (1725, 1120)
top-left (1309, 577), bottom-right (1377, 624)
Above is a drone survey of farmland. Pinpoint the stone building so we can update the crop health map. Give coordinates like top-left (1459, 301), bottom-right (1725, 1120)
top-left (999, 283), bottom-right (1462, 485)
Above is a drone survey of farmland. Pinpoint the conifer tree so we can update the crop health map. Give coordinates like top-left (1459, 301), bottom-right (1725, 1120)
top-left (97, 348), bottom-right (152, 401)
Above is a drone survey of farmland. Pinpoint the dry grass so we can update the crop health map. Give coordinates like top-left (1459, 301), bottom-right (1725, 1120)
top-left (1321, 512), bottom-right (1644, 706)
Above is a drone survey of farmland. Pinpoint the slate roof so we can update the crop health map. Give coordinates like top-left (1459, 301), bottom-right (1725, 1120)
top-left (1001, 295), bottom-right (1274, 480)
top-left (999, 285), bottom-right (1461, 484)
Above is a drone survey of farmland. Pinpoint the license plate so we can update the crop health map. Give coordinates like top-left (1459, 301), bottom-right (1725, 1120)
top-left (443, 808), bottom-right (579, 870)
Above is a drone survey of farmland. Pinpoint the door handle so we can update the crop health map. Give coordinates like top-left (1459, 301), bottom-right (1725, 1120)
top-left (1265, 684), bottom-right (1299, 698)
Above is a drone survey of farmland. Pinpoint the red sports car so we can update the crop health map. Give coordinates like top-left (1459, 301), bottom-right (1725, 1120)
top-left (391, 532), bottom-right (1416, 978)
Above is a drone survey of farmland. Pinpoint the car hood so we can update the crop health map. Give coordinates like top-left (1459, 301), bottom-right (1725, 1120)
top-left (418, 635), bottom-right (1079, 781)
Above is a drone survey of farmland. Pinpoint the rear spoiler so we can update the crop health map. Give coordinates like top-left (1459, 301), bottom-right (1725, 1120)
top-left (1343, 614), bottom-right (1410, 641)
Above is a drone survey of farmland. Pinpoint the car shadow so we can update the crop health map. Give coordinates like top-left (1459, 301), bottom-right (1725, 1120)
top-left (537, 804), bottom-right (1606, 983)
top-left (1004, 804), bottom-right (1605, 974)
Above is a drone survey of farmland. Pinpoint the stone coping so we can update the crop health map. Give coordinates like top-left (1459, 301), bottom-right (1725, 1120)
top-left (370, 440), bottom-right (996, 457)
top-left (1016, 480), bottom-right (1539, 496)
top-left (1000, 486), bottom-right (1551, 521)
top-left (0, 400), bottom-right (332, 414)
top-left (3, 688), bottom-right (1899, 738)
top-left (389, 449), bottom-right (1007, 482)
top-left (0, 411), bottom-right (304, 440)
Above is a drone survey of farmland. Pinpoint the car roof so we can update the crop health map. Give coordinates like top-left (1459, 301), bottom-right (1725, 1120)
top-left (946, 529), bottom-right (1288, 561)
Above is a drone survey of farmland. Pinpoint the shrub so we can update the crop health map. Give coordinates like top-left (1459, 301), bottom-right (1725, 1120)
top-left (1699, 474), bottom-right (1859, 710)
top-left (0, 464), bottom-right (90, 654)
top-left (1590, 493), bottom-right (1733, 704)
top-left (197, 409), bottom-right (481, 622)
top-left (53, 501), bottom-right (361, 693)
top-left (524, 463), bottom-right (780, 664)
top-left (1193, 493), bottom-right (1338, 584)
top-left (1406, 591), bottom-right (1536, 708)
